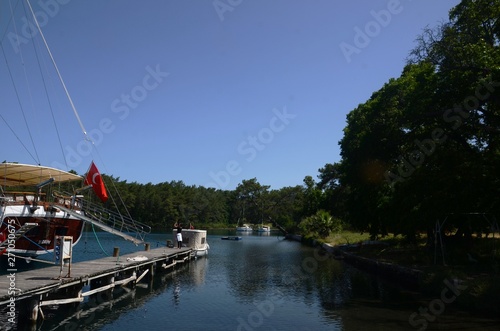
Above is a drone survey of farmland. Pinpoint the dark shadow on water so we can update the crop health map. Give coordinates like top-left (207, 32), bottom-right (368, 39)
top-left (12, 259), bottom-right (201, 331)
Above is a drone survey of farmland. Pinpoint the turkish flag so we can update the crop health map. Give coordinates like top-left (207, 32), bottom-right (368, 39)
top-left (84, 161), bottom-right (108, 202)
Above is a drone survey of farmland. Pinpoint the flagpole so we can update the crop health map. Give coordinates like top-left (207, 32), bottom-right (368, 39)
top-left (85, 161), bottom-right (93, 176)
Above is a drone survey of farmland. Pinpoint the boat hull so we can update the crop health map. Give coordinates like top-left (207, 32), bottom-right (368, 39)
top-left (193, 247), bottom-right (209, 257)
top-left (236, 224), bottom-right (252, 231)
top-left (0, 204), bottom-right (84, 257)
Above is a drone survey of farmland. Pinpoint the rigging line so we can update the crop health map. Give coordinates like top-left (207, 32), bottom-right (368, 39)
top-left (22, 2), bottom-right (68, 170)
top-left (1, 0), bottom-right (41, 164)
top-left (0, 0), bottom-right (22, 44)
top-left (0, 114), bottom-right (38, 163)
top-left (16, 231), bottom-right (53, 255)
top-left (25, 0), bottom-right (89, 140)
top-left (93, 149), bottom-right (134, 221)
top-left (9, 252), bottom-right (55, 265)
top-left (0, 44), bottom-right (40, 164)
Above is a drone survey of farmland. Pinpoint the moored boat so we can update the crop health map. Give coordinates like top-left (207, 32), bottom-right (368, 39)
top-left (257, 225), bottom-right (271, 232)
top-left (236, 224), bottom-right (252, 231)
top-left (0, 163), bottom-right (84, 257)
top-left (221, 236), bottom-right (242, 241)
top-left (1, 6), bottom-right (151, 260)
top-left (0, 163), bottom-right (151, 258)
top-left (175, 229), bottom-right (209, 257)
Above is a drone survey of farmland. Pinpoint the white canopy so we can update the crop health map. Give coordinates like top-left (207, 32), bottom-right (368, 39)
top-left (0, 163), bottom-right (82, 187)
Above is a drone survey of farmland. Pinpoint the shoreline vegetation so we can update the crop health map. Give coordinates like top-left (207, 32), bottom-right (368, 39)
top-left (91, 225), bottom-right (499, 318)
top-left (287, 230), bottom-right (500, 319)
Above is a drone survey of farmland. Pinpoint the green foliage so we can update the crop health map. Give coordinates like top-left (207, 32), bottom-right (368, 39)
top-left (298, 210), bottom-right (343, 239)
top-left (338, 0), bottom-right (500, 239)
top-left (233, 178), bottom-right (270, 225)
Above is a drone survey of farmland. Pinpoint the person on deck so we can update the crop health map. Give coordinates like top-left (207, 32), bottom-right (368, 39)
top-left (174, 222), bottom-right (182, 248)
top-left (189, 222), bottom-right (194, 229)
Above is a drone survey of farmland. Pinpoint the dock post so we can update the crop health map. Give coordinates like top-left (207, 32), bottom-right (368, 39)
top-left (30, 300), bottom-right (38, 324)
top-left (147, 264), bottom-right (155, 281)
top-left (113, 247), bottom-right (120, 257)
top-left (19, 298), bottom-right (39, 324)
top-left (145, 243), bottom-right (150, 251)
top-left (15, 299), bottom-right (37, 330)
top-left (107, 276), bottom-right (115, 301)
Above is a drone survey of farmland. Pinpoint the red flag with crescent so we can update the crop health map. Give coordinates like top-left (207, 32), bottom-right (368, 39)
top-left (84, 161), bottom-right (108, 202)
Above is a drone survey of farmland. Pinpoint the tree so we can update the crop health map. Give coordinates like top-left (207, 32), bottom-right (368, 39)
top-left (234, 178), bottom-right (270, 225)
top-left (338, 0), bottom-right (500, 239)
top-left (317, 162), bottom-right (347, 220)
top-left (266, 185), bottom-right (305, 231)
top-left (302, 175), bottom-right (322, 217)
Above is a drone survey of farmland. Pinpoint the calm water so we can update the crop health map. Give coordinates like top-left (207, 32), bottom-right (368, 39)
top-left (3, 230), bottom-right (499, 331)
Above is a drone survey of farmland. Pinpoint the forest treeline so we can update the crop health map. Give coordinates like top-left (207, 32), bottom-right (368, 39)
top-left (99, 0), bottom-right (499, 238)
top-left (99, 175), bottom-right (338, 233)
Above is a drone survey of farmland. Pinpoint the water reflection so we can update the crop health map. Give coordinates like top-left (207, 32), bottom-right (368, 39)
top-left (11, 257), bottom-right (207, 331)
top-left (1, 234), bottom-right (202, 331)
top-left (3, 232), bottom-right (499, 330)
top-left (214, 232), bottom-right (499, 330)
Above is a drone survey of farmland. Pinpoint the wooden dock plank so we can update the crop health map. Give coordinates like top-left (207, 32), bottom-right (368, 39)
top-left (0, 247), bottom-right (192, 305)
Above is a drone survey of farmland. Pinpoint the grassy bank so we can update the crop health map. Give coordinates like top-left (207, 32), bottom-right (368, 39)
top-left (323, 231), bottom-right (500, 317)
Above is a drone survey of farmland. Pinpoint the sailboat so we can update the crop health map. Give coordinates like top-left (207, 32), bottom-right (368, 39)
top-left (0, 162), bottom-right (151, 258)
top-left (0, 1), bottom-right (150, 259)
top-left (236, 223), bottom-right (252, 232)
top-left (236, 218), bottom-right (252, 231)
top-left (0, 163), bottom-right (84, 257)
top-left (257, 225), bottom-right (271, 233)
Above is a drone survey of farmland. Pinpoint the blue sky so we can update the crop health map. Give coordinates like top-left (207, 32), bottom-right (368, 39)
top-left (1, 0), bottom-right (460, 190)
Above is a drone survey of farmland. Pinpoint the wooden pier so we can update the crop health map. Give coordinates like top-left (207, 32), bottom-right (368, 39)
top-left (0, 246), bottom-right (194, 324)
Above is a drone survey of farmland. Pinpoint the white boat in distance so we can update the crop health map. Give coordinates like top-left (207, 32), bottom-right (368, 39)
top-left (236, 224), bottom-right (252, 231)
top-left (257, 225), bottom-right (271, 232)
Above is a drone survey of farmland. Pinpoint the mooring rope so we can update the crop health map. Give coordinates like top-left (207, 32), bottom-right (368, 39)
top-left (10, 252), bottom-right (55, 265)
top-left (91, 223), bottom-right (109, 256)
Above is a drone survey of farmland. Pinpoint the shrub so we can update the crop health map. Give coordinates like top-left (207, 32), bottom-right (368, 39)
top-left (298, 210), bottom-right (343, 239)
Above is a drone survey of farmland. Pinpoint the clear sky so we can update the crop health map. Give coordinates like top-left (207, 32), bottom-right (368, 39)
top-left (1, 0), bottom-right (460, 190)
